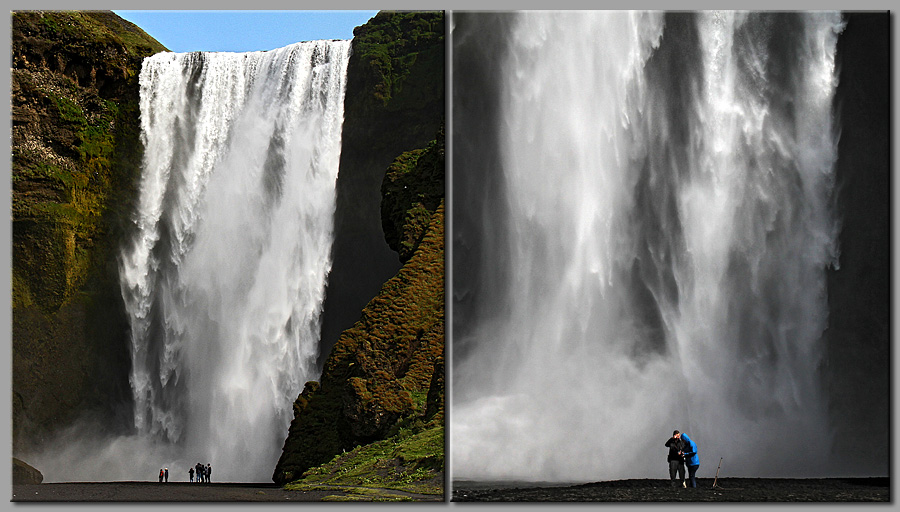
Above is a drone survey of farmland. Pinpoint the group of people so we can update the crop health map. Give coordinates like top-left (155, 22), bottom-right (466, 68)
top-left (190, 463), bottom-right (212, 483)
top-left (664, 430), bottom-right (700, 488)
top-left (156, 463), bottom-right (211, 483)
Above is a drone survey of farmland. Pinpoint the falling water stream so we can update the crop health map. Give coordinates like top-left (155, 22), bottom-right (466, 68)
top-left (452, 11), bottom-right (844, 482)
top-left (114, 40), bottom-right (351, 481)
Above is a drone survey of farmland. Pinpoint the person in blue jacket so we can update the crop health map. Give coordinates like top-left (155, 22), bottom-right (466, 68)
top-left (675, 431), bottom-right (700, 487)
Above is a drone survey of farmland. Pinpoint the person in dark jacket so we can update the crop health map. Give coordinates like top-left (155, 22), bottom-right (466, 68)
top-left (677, 431), bottom-right (700, 488)
top-left (665, 430), bottom-right (686, 487)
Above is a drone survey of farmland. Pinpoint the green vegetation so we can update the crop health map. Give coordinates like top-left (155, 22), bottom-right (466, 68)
top-left (275, 203), bottom-right (445, 486)
top-left (11, 10), bottom-right (166, 452)
top-left (26, 10), bottom-right (167, 57)
top-left (286, 425), bottom-right (444, 499)
top-left (350, 11), bottom-right (443, 110)
top-left (12, 72), bottom-right (138, 311)
top-left (275, 129), bottom-right (444, 489)
top-left (382, 126), bottom-right (445, 261)
top-left (341, 10), bottom-right (444, 155)
top-left (12, 10), bottom-right (165, 313)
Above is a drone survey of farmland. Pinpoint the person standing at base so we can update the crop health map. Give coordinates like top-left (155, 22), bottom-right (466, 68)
top-left (665, 430), bottom-right (686, 487)
top-left (207, 464), bottom-right (211, 483)
top-left (189, 466), bottom-right (194, 482)
top-left (676, 431), bottom-right (700, 488)
top-left (158, 469), bottom-right (164, 483)
top-left (164, 467), bottom-right (168, 482)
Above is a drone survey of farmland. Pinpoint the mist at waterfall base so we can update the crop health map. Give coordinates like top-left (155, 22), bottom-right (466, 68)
top-left (24, 41), bottom-right (351, 482)
top-left (451, 12), bottom-right (864, 483)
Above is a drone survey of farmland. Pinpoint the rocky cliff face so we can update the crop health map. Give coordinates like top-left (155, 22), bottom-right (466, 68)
top-left (11, 10), bottom-right (167, 453)
top-left (318, 11), bottom-right (445, 368)
top-left (382, 128), bottom-right (445, 263)
top-left (824, 12), bottom-right (890, 475)
top-left (273, 132), bottom-right (445, 485)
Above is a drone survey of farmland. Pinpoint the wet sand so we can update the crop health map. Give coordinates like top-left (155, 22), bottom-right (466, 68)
top-left (452, 477), bottom-right (890, 502)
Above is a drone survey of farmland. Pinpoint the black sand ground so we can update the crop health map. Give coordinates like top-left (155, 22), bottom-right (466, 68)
top-left (452, 477), bottom-right (890, 502)
top-left (11, 481), bottom-right (442, 502)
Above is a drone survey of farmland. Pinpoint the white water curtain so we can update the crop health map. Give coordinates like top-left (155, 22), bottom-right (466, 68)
top-left (452, 11), bottom-right (843, 482)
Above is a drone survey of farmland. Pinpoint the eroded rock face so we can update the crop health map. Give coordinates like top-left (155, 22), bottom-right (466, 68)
top-left (11, 10), bottom-right (167, 453)
top-left (274, 143), bottom-right (445, 485)
top-left (317, 10), bottom-right (445, 367)
top-left (381, 128), bottom-right (445, 262)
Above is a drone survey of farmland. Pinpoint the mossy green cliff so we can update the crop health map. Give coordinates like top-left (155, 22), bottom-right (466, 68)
top-left (381, 127), bottom-right (445, 263)
top-left (273, 130), bottom-right (445, 486)
top-left (11, 10), bottom-right (168, 452)
top-left (319, 10), bottom-right (444, 367)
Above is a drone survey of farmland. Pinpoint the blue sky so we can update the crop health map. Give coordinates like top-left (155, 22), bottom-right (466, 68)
top-left (113, 10), bottom-right (379, 53)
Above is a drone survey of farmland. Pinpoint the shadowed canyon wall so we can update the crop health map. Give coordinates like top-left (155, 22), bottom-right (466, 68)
top-left (822, 11), bottom-right (890, 475)
top-left (272, 10), bottom-right (445, 484)
top-left (318, 11), bottom-right (444, 369)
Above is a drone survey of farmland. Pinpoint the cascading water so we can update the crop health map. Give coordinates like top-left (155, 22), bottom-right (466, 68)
top-left (452, 11), bottom-right (844, 482)
top-left (115, 40), bottom-right (351, 481)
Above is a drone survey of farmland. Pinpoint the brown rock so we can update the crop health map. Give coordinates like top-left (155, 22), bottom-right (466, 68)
top-left (12, 458), bottom-right (44, 485)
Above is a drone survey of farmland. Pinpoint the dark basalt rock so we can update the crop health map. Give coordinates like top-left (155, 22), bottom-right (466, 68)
top-left (13, 458), bottom-right (44, 485)
top-left (318, 10), bottom-right (444, 367)
top-left (823, 11), bottom-right (890, 475)
top-left (381, 127), bottom-right (445, 262)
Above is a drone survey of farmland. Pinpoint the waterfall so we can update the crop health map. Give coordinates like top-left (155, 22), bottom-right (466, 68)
top-left (452, 11), bottom-right (844, 482)
top-left (116, 40), bottom-right (351, 481)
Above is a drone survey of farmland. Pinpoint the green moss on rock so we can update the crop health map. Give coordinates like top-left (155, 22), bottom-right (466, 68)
top-left (274, 199), bottom-right (444, 485)
top-left (349, 11), bottom-right (444, 111)
top-left (11, 10), bottom-right (167, 452)
top-left (382, 127), bottom-right (444, 262)
top-left (285, 424), bottom-right (444, 498)
top-left (341, 10), bottom-right (444, 154)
